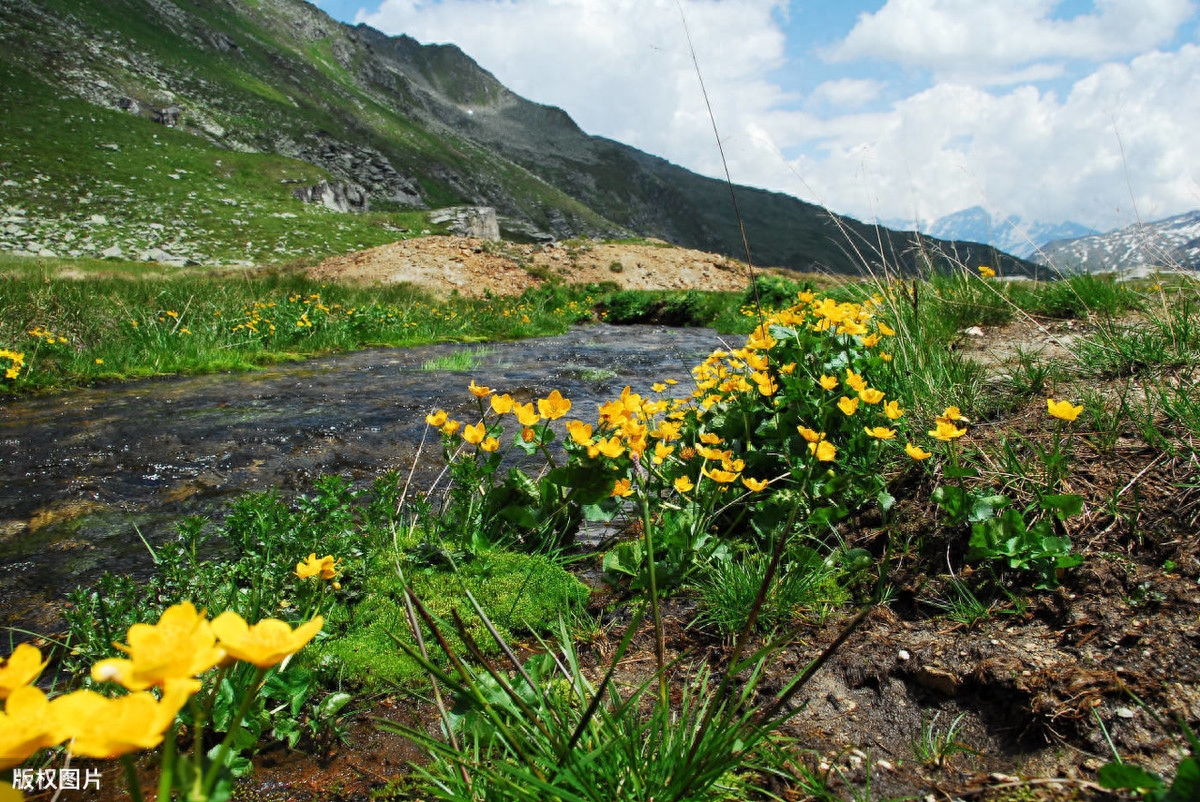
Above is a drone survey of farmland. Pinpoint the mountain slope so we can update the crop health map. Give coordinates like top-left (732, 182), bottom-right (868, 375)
top-left (1034, 210), bottom-right (1200, 274)
top-left (893, 206), bottom-right (1097, 260)
top-left (0, 0), bottom-right (1032, 276)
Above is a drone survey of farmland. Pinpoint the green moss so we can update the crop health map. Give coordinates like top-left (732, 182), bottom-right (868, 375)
top-left (313, 549), bottom-right (590, 691)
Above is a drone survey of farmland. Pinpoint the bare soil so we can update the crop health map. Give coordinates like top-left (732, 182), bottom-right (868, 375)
top-left (306, 236), bottom-right (756, 297)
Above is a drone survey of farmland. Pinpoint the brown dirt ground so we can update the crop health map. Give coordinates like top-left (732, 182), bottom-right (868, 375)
top-left (305, 236), bottom-right (756, 296)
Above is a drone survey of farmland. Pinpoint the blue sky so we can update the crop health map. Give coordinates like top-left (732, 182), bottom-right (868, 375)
top-left (312, 0), bottom-right (1200, 231)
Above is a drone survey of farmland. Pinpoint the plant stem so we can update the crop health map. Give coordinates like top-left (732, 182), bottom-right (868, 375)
top-left (120, 754), bottom-right (145, 802)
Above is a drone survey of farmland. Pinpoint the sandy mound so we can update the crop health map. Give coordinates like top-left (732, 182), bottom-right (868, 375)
top-left (307, 236), bottom-right (755, 297)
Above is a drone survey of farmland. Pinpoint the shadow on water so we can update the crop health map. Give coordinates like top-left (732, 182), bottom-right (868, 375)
top-left (0, 324), bottom-right (731, 635)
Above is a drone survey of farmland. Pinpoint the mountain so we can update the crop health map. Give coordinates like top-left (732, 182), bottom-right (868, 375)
top-left (0, 0), bottom-right (1032, 276)
top-left (904, 206), bottom-right (1096, 260)
top-left (1033, 210), bottom-right (1200, 275)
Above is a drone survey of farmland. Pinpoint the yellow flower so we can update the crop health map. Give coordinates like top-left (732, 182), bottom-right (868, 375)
top-left (928, 420), bottom-right (968, 441)
top-left (838, 396), bottom-right (860, 416)
top-left (883, 400), bottom-right (905, 420)
top-left (522, 426), bottom-right (537, 443)
top-left (844, 369), bottom-right (868, 393)
top-left (295, 553), bottom-right (339, 581)
top-left (468, 380), bottom-right (492, 398)
top-left (490, 393), bottom-right (514, 415)
top-left (699, 432), bottom-right (723, 444)
top-left (513, 401), bottom-right (541, 427)
top-left (674, 475), bottom-right (695, 493)
top-left (652, 441), bottom-right (675, 465)
top-left (610, 478), bottom-right (634, 498)
top-left (818, 374), bottom-right (839, 391)
top-left (481, 436), bottom-right (500, 452)
top-left (877, 321), bottom-right (896, 336)
top-left (0, 685), bottom-right (64, 770)
top-left (741, 476), bottom-right (769, 492)
top-left (937, 406), bottom-right (970, 424)
top-left (905, 443), bottom-right (932, 460)
top-left (696, 445), bottom-right (731, 462)
top-left (566, 420), bottom-right (594, 446)
top-left (462, 421), bottom-right (486, 445)
top-left (808, 440), bottom-right (837, 461)
top-left (53, 679), bottom-right (196, 759)
top-left (210, 612), bottom-right (324, 669)
top-left (751, 371), bottom-right (778, 396)
top-left (652, 382), bottom-right (667, 393)
top-left (441, 420), bottom-right (461, 436)
top-left (864, 426), bottom-right (896, 440)
top-left (861, 333), bottom-right (880, 348)
top-left (702, 466), bottom-right (739, 484)
top-left (537, 389), bottom-right (572, 420)
top-left (94, 358), bottom-right (103, 365)
top-left (858, 387), bottom-right (885, 405)
top-left (978, 265), bottom-right (996, 278)
top-left (0, 643), bottom-right (47, 700)
top-left (1047, 398), bottom-right (1083, 421)
top-left (589, 436), bottom-right (624, 459)
top-left (880, 352), bottom-right (893, 362)
top-left (425, 409), bottom-right (447, 427)
top-left (797, 426), bottom-right (825, 443)
top-left (91, 602), bottom-right (225, 691)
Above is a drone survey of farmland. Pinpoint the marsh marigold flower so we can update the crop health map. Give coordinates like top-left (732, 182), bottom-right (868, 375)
top-left (610, 478), bottom-right (634, 498)
top-left (53, 680), bottom-right (196, 759)
top-left (481, 436), bottom-right (500, 452)
top-left (864, 426), bottom-right (896, 440)
top-left (978, 265), bottom-right (996, 278)
top-left (741, 476), bottom-right (769, 492)
top-left (490, 394), bottom-right (514, 415)
top-left (513, 402), bottom-right (541, 427)
top-left (845, 370), bottom-right (868, 393)
top-left (809, 440), bottom-right (837, 462)
top-left (838, 396), bottom-right (860, 416)
top-left (858, 388), bottom-right (885, 405)
top-left (928, 420), bottom-right (967, 441)
top-left (703, 466), bottom-right (739, 484)
top-left (1047, 398), bottom-right (1083, 421)
top-left (210, 612), bottom-right (323, 669)
top-left (468, 380), bottom-right (492, 398)
top-left (91, 602), bottom-right (225, 691)
top-left (937, 406), bottom-right (970, 424)
top-left (877, 321), bottom-right (896, 336)
top-left (566, 420), bottom-right (593, 446)
top-left (0, 685), bottom-right (64, 770)
top-left (537, 390), bottom-right (572, 420)
top-left (425, 409), bottom-right (447, 428)
top-left (797, 426), bottom-right (825, 443)
top-left (441, 420), bottom-right (461, 436)
top-left (883, 400), bottom-right (905, 420)
top-left (819, 374), bottom-right (839, 391)
top-left (296, 553), bottom-right (339, 581)
top-left (0, 643), bottom-right (47, 700)
top-left (905, 443), bottom-right (932, 460)
top-left (674, 476), bottom-right (695, 493)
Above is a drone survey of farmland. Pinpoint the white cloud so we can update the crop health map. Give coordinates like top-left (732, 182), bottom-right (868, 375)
top-left (353, 0), bottom-right (1200, 233)
top-left (808, 78), bottom-right (884, 108)
top-left (740, 43), bottom-right (1200, 229)
top-left (825, 0), bottom-right (1196, 84)
top-left (358, 0), bottom-right (789, 168)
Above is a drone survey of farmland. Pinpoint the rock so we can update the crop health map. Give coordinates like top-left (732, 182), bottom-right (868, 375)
top-left (99, 245), bottom-right (123, 260)
top-left (37, 249), bottom-right (57, 257)
top-left (428, 206), bottom-right (500, 241)
top-left (89, 215), bottom-right (108, 225)
top-left (151, 106), bottom-right (183, 126)
top-left (117, 97), bottom-right (140, 115)
top-left (291, 180), bottom-right (370, 213)
top-left (140, 247), bottom-right (187, 266)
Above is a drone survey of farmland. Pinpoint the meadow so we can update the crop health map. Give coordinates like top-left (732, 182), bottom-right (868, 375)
top-left (3, 257), bottom-right (1199, 801)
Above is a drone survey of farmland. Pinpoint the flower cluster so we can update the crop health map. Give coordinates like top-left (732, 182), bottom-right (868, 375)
top-left (0, 348), bottom-right (24, 380)
top-left (0, 603), bottom-right (322, 769)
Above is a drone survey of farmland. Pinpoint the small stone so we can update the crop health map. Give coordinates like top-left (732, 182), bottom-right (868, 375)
top-left (877, 759), bottom-right (894, 772)
top-left (89, 214), bottom-right (107, 225)
top-left (1116, 707), bottom-right (1135, 719)
top-left (964, 326), bottom-right (985, 336)
top-left (898, 649), bottom-right (911, 661)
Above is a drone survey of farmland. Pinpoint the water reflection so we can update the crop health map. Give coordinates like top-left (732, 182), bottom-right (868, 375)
top-left (0, 324), bottom-right (729, 633)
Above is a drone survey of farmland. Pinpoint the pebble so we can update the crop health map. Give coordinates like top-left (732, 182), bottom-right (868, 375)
top-left (1117, 707), bottom-right (1135, 719)
top-left (898, 649), bottom-right (911, 661)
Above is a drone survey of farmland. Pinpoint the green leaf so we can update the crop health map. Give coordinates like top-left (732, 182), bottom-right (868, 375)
top-left (1098, 761), bottom-right (1166, 791)
top-left (1165, 756), bottom-right (1200, 802)
top-left (943, 465), bottom-right (980, 479)
top-left (315, 691), bottom-right (353, 721)
top-left (1040, 493), bottom-right (1084, 518)
top-left (602, 541), bottom-right (644, 576)
top-left (968, 494), bottom-right (1010, 522)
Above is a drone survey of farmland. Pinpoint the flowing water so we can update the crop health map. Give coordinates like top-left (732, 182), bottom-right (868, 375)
top-left (0, 324), bottom-right (731, 634)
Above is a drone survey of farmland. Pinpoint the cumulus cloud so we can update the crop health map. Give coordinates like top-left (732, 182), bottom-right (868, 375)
top-left (353, 0), bottom-right (1199, 232)
top-left (825, 0), bottom-right (1196, 84)
top-left (358, 0), bottom-right (789, 168)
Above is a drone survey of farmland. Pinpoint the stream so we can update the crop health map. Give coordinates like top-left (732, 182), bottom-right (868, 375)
top-left (0, 324), bottom-right (731, 635)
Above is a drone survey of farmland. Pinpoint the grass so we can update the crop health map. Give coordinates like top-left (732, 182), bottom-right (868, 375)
top-left (0, 256), bottom-right (601, 393)
top-left (420, 345), bottom-right (498, 373)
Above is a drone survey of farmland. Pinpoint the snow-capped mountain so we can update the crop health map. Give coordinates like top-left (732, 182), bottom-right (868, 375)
top-left (905, 206), bottom-right (1096, 260)
top-left (1034, 210), bottom-right (1200, 274)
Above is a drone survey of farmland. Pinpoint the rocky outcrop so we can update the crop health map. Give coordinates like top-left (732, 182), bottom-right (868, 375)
top-left (279, 138), bottom-right (424, 208)
top-left (292, 181), bottom-right (370, 213)
top-left (428, 206), bottom-right (500, 241)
